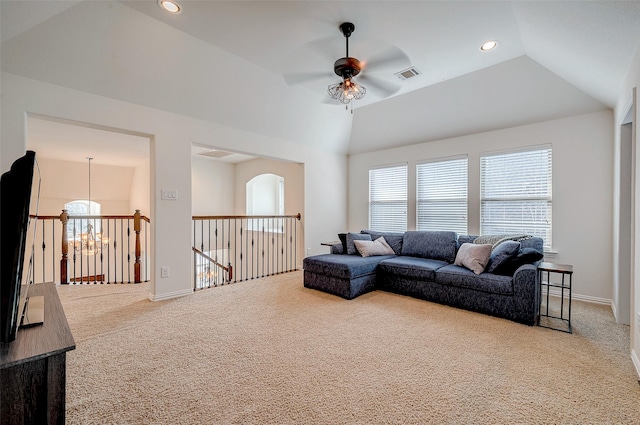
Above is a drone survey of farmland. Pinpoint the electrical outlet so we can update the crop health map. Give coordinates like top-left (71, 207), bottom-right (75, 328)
top-left (160, 267), bottom-right (170, 278)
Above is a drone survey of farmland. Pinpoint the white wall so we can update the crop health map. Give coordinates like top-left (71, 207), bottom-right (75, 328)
top-left (191, 156), bottom-right (235, 216)
top-left (130, 159), bottom-right (151, 217)
top-left (1, 72), bottom-right (347, 299)
top-left (349, 110), bottom-right (614, 302)
top-left (32, 157), bottom-right (133, 215)
top-left (615, 45), bottom-right (640, 376)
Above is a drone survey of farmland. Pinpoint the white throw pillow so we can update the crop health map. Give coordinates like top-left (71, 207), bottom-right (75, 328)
top-left (454, 243), bottom-right (492, 274)
top-left (354, 236), bottom-right (396, 257)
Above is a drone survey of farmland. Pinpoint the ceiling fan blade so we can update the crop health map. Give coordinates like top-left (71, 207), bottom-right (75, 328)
top-left (284, 71), bottom-right (334, 86)
top-left (358, 74), bottom-right (401, 98)
top-left (362, 45), bottom-right (410, 73)
top-left (305, 36), bottom-right (342, 64)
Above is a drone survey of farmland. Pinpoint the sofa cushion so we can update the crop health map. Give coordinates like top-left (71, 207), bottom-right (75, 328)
top-left (457, 235), bottom-right (477, 246)
top-left (378, 256), bottom-right (448, 281)
top-left (435, 264), bottom-right (514, 295)
top-left (330, 243), bottom-right (344, 255)
top-left (485, 240), bottom-right (521, 273)
top-left (401, 231), bottom-right (458, 263)
top-left (346, 232), bottom-right (372, 255)
top-left (360, 230), bottom-right (404, 255)
top-left (303, 254), bottom-right (392, 280)
top-left (454, 243), bottom-right (492, 274)
top-left (354, 237), bottom-right (396, 257)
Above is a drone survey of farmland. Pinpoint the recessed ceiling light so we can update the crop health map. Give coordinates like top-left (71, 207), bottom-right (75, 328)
top-left (158, 0), bottom-right (182, 14)
top-left (480, 40), bottom-right (498, 52)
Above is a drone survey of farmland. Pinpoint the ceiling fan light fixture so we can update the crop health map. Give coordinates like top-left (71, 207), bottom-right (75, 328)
top-left (480, 40), bottom-right (498, 52)
top-left (158, 0), bottom-right (182, 14)
top-left (328, 78), bottom-right (366, 104)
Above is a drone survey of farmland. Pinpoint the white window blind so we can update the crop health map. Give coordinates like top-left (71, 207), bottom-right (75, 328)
top-left (369, 164), bottom-right (407, 232)
top-left (480, 147), bottom-right (552, 249)
top-left (416, 157), bottom-right (468, 234)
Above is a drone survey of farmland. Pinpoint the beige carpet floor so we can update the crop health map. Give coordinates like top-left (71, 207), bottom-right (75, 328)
top-left (58, 271), bottom-right (640, 424)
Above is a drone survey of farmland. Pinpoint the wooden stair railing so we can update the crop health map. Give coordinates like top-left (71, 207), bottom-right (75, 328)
top-left (31, 209), bottom-right (150, 284)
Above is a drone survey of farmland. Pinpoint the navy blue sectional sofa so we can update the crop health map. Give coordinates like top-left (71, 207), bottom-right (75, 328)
top-left (303, 230), bottom-right (543, 325)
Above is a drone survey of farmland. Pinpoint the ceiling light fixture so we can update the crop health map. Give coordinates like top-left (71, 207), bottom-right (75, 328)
top-left (328, 23), bottom-right (366, 108)
top-left (69, 157), bottom-right (109, 256)
top-left (158, 0), bottom-right (182, 14)
top-left (480, 40), bottom-right (498, 52)
top-left (328, 77), bottom-right (366, 105)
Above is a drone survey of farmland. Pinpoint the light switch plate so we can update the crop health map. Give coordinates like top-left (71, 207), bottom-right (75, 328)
top-left (161, 189), bottom-right (178, 200)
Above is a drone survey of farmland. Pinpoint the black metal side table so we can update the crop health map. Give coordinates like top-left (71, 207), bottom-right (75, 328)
top-left (537, 261), bottom-right (573, 333)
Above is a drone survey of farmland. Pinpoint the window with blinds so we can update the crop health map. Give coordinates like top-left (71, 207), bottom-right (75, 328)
top-left (416, 156), bottom-right (468, 234)
top-left (480, 147), bottom-right (552, 250)
top-left (369, 164), bottom-right (408, 232)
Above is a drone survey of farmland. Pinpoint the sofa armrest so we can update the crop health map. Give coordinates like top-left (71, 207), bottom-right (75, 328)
top-left (330, 243), bottom-right (344, 254)
top-left (512, 263), bottom-right (540, 324)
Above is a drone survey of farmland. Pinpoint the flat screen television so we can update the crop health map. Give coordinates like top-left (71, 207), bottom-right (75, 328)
top-left (0, 150), bottom-right (38, 343)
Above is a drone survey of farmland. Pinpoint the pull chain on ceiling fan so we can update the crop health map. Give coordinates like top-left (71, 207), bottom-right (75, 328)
top-left (327, 22), bottom-right (366, 107)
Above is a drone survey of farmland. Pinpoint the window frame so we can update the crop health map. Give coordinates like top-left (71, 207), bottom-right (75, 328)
top-left (368, 163), bottom-right (408, 232)
top-left (480, 145), bottom-right (552, 250)
top-left (416, 155), bottom-right (468, 234)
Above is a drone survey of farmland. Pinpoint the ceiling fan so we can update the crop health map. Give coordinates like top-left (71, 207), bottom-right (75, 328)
top-left (327, 22), bottom-right (366, 105)
top-left (284, 22), bottom-right (411, 108)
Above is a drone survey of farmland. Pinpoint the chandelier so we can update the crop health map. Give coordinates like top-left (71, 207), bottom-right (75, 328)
top-left (70, 157), bottom-right (109, 256)
top-left (327, 22), bottom-right (366, 107)
top-left (71, 222), bottom-right (109, 256)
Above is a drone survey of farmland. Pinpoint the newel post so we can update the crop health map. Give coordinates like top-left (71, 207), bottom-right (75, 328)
top-left (134, 210), bottom-right (141, 283)
top-left (60, 209), bottom-right (69, 284)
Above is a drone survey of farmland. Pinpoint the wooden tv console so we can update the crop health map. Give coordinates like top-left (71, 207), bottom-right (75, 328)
top-left (0, 283), bottom-right (76, 425)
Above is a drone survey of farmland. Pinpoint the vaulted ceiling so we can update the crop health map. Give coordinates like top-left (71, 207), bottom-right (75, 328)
top-left (2, 1), bottom-right (640, 156)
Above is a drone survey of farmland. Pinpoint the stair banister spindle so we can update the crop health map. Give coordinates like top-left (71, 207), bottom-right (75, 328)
top-left (60, 210), bottom-right (69, 284)
top-left (134, 210), bottom-right (141, 283)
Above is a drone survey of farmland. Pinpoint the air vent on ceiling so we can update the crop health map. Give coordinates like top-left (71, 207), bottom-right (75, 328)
top-left (394, 67), bottom-right (421, 81)
top-left (200, 149), bottom-right (234, 159)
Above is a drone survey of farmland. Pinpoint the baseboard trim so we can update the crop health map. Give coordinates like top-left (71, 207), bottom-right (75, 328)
top-left (544, 287), bottom-right (611, 305)
top-left (631, 349), bottom-right (640, 379)
top-left (572, 293), bottom-right (612, 305)
top-left (148, 288), bottom-right (193, 301)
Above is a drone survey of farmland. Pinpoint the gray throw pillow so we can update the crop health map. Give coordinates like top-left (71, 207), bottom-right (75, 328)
top-left (485, 240), bottom-right (521, 273)
top-left (346, 232), bottom-right (371, 255)
top-left (353, 237), bottom-right (396, 257)
top-left (454, 243), bottom-right (492, 274)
